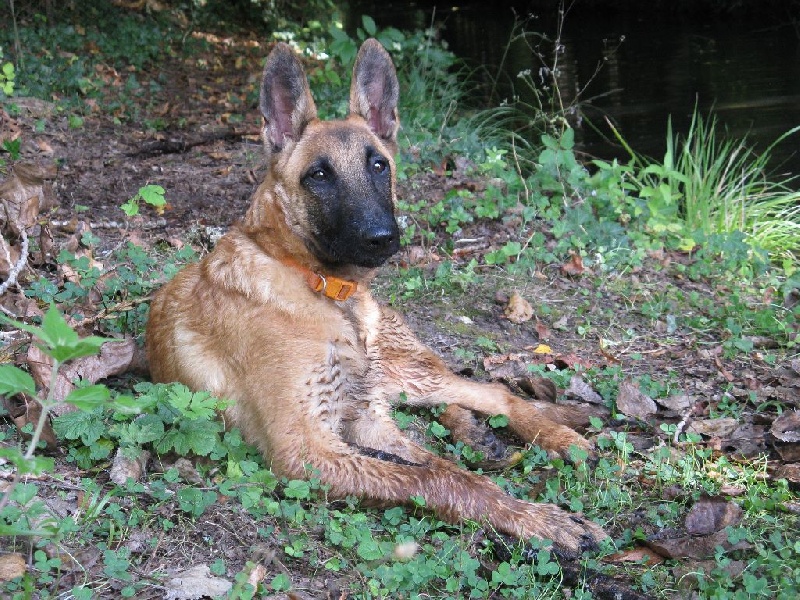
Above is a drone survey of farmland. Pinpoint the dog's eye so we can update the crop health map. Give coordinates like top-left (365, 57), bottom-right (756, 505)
top-left (371, 159), bottom-right (387, 174)
top-left (309, 168), bottom-right (328, 182)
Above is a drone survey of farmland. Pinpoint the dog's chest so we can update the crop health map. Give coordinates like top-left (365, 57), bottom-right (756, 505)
top-left (303, 309), bottom-right (372, 431)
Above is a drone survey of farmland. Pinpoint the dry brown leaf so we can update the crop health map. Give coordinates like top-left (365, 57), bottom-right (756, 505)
top-left (561, 251), bottom-right (585, 277)
top-left (603, 545), bottom-right (664, 566)
top-left (645, 528), bottom-right (752, 559)
top-left (164, 564), bottom-right (232, 600)
top-left (4, 392), bottom-right (58, 451)
top-left (566, 375), bottom-right (604, 405)
top-left (35, 140), bottom-right (54, 155)
top-left (774, 463), bottom-right (800, 487)
top-left (656, 393), bottom-right (695, 412)
top-left (616, 379), bottom-right (657, 419)
top-left (687, 417), bottom-right (739, 438)
top-left (534, 319), bottom-right (551, 340)
top-left (0, 161), bottom-right (58, 231)
top-left (247, 563), bottom-right (267, 588)
top-left (684, 495), bottom-right (744, 535)
top-left (27, 338), bottom-right (138, 416)
top-left (0, 553), bottom-right (26, 581)
top-left (771, 410), bottom-right (800, 443)
top-left (504, 291), bottom-right (533, 324)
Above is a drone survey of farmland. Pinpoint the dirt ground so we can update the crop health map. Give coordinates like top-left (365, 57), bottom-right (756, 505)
top-left (2, 26), bottom-right (800, 599)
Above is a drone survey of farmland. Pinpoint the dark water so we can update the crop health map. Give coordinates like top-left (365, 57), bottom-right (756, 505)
top-left (344, 2), bottom-right (800, 180)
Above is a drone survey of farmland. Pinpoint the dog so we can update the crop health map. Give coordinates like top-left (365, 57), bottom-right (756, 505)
top-left (146, 39), bottom-right (606, 556)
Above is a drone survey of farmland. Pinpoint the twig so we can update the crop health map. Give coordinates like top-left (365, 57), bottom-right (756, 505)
top-left (125, 126), bottom-right (258, 158)
top-left (79, 295), bottom-right (153, 326)
top-left (673, 401), bottom-right (701, 444)
top-left (0, 226), bottom-right (29, 296)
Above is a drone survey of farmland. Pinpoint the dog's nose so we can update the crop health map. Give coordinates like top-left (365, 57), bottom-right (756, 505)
top-left (363, 227), bottom-right (396, 251)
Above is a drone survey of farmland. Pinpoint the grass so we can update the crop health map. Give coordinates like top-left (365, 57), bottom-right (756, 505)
top-left (1, 5), bottom-right (799, 599)
top-left (608, 112), bottom-right (800, 262)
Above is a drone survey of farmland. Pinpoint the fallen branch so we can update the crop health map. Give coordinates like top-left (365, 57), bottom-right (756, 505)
top-left (0, 227), bottom-right (28, 296)
top-left (126, 126), bottom-right (260, 158)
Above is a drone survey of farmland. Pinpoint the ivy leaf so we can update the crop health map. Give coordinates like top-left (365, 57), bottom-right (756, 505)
top-left (0, 364), bottom-right (36, 396)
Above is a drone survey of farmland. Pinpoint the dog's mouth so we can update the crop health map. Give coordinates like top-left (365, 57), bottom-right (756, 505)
top-left (307, 234), bottom-right (399, 269)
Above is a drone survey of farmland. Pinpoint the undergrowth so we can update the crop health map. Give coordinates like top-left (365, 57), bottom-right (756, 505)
top-left (0, 4), bottom-right (798, 599)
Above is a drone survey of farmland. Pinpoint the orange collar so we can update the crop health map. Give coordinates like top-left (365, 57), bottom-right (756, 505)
top-left (278, 256), bottom-right (358, 302)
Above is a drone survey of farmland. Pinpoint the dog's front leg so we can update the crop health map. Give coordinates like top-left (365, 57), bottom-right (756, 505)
top-left (374, 307), bottom-right (593, 460)
top-left (266, 422), bottom-right (604, 557)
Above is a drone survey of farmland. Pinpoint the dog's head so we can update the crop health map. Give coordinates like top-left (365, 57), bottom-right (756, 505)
top-left (258, 40), bottom-right (401, 269)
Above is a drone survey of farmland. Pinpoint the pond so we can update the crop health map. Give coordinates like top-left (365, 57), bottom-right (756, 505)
top-left (343, 1), bottom-right (800, 181)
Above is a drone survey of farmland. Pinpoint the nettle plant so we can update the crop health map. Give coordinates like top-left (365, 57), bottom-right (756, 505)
top-left (0, 306), bottom-right (138, 537)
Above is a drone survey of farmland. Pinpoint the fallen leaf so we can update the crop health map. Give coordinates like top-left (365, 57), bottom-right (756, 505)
top-left (534, 319), bottom-right (551, 340)
top-left (164, 564), bottom-right (232, 600)
top-left (0, 161), bottom-right (58, 232)
top-left (672, 559), bottom-right (746, 591)
top-left (645, 528), bottom-right (752, 559)
top-left (531, 344), bottom-right (552, 354)
top-left (616, 379), bottom-right (657, 419)
top-left (504, 291), bottom-right (533, 324)
top-left (684, 495), bottom-right (744, 535)
top-left (4, 392), bottom-right (58, 451)
top-left (603, 546), bottom-right (664, 566)
top-left (656, 394), bottom-right (695, 412)
top-left (35, 139), bottom-right (54, 155)
top-left (566, 375), bottom-right (604, 405)
top-left (247, 563), bottom-right (267, 588)
top-left (771, 410), bottom-right (800, 443)
top-left (0, 553), bottom-right (26, 581)
top-left (687, 417), bottom-right (739, 438)
top-left (561, 252), bottom-right (585, 276)
top-left (27, 338), bottom-right (138, 416)
top-left (774, 463), bottom-right (800, 488)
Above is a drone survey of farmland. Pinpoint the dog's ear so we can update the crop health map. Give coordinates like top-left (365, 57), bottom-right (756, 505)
top-left (260, 43), bottom-right (317, 155)
top-left (349, 39), bottom-right (400, 152)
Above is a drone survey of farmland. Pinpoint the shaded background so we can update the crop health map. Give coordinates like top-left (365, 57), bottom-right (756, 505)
top-left (342, 0), bottom-right (800, 178)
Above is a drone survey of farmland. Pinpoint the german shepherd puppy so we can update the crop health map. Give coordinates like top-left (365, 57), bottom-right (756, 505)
top-left (146, 39), bottom-right (606, 556)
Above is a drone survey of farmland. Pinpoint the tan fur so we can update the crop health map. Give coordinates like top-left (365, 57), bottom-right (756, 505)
top-left (146, 39), bottom-right (606, 556)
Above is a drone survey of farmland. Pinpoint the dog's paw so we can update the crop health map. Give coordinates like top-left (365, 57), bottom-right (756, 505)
top-left (512, 503), bottom-right (609, 559)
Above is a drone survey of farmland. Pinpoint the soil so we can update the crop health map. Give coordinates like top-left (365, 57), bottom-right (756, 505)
top-left (1, 24), bottom-right (799, 600)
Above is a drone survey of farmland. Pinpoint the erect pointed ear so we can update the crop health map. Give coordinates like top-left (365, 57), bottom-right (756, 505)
top-left (349, 39), bottom-right (400, 152)
top-left (259, 43), bottom-right (317, 156)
